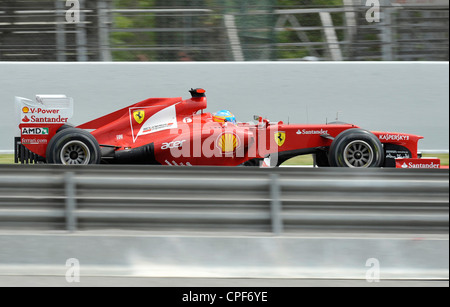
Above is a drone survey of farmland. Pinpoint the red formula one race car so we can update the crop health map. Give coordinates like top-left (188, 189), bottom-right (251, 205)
top-left (14, 88), bottom-right (440, 169)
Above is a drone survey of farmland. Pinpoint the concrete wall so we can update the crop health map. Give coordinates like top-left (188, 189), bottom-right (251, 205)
top-left (0, 62), bottom-right (448, 151)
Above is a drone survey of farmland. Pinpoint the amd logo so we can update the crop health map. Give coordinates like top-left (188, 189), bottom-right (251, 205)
top-left (22, 127), bottom-right (49, 135)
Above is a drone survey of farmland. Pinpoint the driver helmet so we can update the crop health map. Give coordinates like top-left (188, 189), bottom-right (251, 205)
top-left (213, 110), bottom-right (236, 124)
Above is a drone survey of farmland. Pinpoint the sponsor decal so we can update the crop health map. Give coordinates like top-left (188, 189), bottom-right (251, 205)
top-left (22, 115), bottom-right (68, 123)
top-left (165, 160), bottom-right (192, 166)
top-left (379, 134), bottom-right (410, 141)
top-left (183, 117), bottom-right (193, 123)
top-left (21, 138), bottom-right (48, 145)
top-left (143, 122), bottom-right (174, 133)
top-left (385, 149), bottom-right (410, 159)
top-left (296, 129), bottom-right (328, 135)
top-left (18, 100), bottom-right (73, 124)
top-left (133, 110), bottom-right (145, 124)
top-left (275, 131), bottom-right (286, 146)
top-left (24, 108), bottom-right (61, 114)
top-left (132, 105), bottom-right (178, 142)
top-left (217, 133), bottom-right (240, 153)
top-left (116, 134), bottom-right (123, 140)
top-left (22, 127), bottom-right (49, 135)
top-left (17, 94), bottom-right (74, 128)
top-left (387, 153), bottom-right (409, 159)
top-left (161, 140), bottom-right (186, 150)
top-left (401, 162), bottom-right (440, 169)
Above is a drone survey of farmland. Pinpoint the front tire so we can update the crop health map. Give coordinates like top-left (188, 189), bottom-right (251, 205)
top-left (328, 129), bottom-right (384, 168)
top-left (46, 128), bottom-right (101, 165)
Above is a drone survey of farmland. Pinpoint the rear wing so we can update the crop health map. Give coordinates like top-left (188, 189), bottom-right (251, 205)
top-left (15, 95), bottom-right (74, 163)
top-left (15, 95), bottom-right (73, 129)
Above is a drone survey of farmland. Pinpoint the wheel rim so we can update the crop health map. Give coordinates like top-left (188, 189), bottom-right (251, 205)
top-left (60, 141), bottom-right (91, 165)
top-left (343, 140), bottom-right (374, 168)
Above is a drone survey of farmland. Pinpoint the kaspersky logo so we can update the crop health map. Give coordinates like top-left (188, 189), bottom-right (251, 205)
top-left (22, 127), bottom-right (49, 135)
top-left (379, 134), bottom-right (410, 141)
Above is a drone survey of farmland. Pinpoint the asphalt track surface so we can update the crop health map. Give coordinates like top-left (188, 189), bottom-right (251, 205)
top-left (0, 276), bottom-right (448, 287)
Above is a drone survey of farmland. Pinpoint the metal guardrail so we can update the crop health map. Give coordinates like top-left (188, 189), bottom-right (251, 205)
top-left (0, 165), bottom-right (448, 234)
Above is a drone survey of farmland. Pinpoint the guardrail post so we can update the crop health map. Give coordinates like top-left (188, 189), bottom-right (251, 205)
top-left (65, 171), bottom-right (77, 232)
top-left (270, 173), bottom-right (283, 235)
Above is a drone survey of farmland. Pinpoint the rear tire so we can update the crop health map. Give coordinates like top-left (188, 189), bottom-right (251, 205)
top-left (328, 129), bottom-right (384, 168)
top-left (56, 123), bottom-right (74, 133)
top-left (46, 128), bottom-right (101, 165)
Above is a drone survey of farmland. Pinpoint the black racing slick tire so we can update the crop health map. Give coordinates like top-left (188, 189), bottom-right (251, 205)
top-left (56, 123), bottom-right (74, 133)
top-left (46, 128), bottom-right (101, 165)
top-left (328, 128), bottom-right (384, 168)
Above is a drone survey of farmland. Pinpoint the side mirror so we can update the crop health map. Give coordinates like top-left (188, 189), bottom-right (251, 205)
top-left (253, 115), bottom-right (261, 121)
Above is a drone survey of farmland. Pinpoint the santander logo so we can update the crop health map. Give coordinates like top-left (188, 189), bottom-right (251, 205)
top-left (402, 162), bottom-right (440, 169)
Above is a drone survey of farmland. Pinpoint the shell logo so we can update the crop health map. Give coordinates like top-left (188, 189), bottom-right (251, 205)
top-left (22, 107), bottom-right (29, 113)
top-left (217, 133), bottom-right (239, 153)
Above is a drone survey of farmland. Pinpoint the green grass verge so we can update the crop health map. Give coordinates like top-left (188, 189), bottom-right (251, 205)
top-left (0, 153), bottom-right (448, 166)
top-left (281, 155), bottom-right (314, 166)
top-left (432, 153), bottom-right (449, 166)
top-left (0, 154), bottom-right (14, 164)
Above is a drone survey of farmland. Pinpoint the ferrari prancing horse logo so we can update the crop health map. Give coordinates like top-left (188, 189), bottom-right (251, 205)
top-left (275, 131), bottom-right (286, 146)
top-left (133, 110), bottom-right (145, 124)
